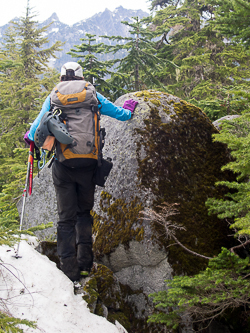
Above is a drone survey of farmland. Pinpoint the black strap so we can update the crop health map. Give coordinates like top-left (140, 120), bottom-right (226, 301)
top-left (34, 144), bottom-right (41, 161)
top-left (48, 156), bottom-right (55, 168)
top-left (91, 105), bottom-right (99, 113)
top-left (96, 95), bottom-right (102, 111)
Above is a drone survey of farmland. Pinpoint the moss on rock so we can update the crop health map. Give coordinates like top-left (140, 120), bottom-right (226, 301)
top-left (82, 263), bottom-right (165, 332)
top-left (134, 91), bottom-right (235, 274)
top-left (93, 193), bottom-right (144, 260)
top-left (82, 276), bottom-right (99, 313)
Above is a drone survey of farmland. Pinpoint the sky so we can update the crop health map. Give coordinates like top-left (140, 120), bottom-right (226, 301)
top-left (0, 0), bottom-right (151, 26)
top-left (0, 238), bottom-right (127, 333)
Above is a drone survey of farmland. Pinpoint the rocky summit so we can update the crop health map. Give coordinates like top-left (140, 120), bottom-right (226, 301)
top-left (17, 90), bottom-right (235, 332)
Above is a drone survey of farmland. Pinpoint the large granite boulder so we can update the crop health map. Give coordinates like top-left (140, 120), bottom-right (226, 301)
top-left (17, 90), bottom-right (234, 331)
top-left (93, 90), bottom-right (233, 276)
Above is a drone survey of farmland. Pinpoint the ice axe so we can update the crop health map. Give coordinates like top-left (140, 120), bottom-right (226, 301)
top-left (14, 141), bottom-right (35, 259)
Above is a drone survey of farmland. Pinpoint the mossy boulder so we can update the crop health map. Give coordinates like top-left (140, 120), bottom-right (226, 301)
top-left (93, 89), bottom-right (234, 278)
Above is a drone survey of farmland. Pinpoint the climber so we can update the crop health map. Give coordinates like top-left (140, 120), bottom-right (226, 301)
top-left (24, 61), bottom-right (138, 282)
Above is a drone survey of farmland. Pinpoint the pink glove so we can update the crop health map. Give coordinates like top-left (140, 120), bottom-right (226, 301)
top-left (24, 131), bottom-right (32, 145)
top-left (123, 99), bottom-right (138, 114)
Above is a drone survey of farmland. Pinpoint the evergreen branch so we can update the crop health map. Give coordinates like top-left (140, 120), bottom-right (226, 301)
top-left (148, 248), bottom-right (250, 330)
top-left (234, 0), bottom-right (250, 11)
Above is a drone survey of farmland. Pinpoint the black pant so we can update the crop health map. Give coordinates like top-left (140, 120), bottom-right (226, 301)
top-left (52, 160), bottom-right (96, 281)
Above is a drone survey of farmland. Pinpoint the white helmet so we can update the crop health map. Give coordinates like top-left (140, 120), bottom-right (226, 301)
top-left (61, 62), bottom-right (83, 78)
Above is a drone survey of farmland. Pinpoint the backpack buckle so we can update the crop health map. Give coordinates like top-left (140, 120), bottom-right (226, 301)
top-left (91, 105), bottom-right (99, 113)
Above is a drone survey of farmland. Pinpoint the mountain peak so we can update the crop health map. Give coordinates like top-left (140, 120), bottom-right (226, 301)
top-left (48, 12), bottom-right (59, 21)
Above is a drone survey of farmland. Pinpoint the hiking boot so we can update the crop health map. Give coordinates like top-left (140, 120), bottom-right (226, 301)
top-left (80, 270), bottom-right (89, 277)
top-left (59, 256), bottom-right (80, 282)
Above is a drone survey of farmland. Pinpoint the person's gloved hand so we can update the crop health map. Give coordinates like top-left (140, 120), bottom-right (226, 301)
top-left (24, 131), bottom-right (32, 145)
top-left (123, 99), bottom-right (138, 117)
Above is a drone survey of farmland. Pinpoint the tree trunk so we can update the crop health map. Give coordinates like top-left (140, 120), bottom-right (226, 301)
top-left (135, 64), bottom-right (139, 91)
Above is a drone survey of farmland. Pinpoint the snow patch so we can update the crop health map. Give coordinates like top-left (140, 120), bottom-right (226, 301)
top-left (50, 28), bottom-right (59, 33)
top-left (0, 240), bottom-right (121, 333)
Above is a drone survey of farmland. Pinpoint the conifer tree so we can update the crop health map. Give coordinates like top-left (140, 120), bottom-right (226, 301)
top-left (149, 0), bottom-right (250, 120)
top-left (0, 6), bottom-right (58, 327)
top-left (206, 0), bottom-right (250, 119)
top-left (206, 114), bottom-right (250, 237)
top-left (210, 0), bottom-right (250, 47)
top-left (0, 312), bottom-right (36, 333)
top-left (0, 1), bottom-right (61, 226)
top-left (0, 1), bottom-right (62, 152)
top-left (102, 16), bottom-right (169, 95)
top-left (68, 33), bottom-right (118, 95)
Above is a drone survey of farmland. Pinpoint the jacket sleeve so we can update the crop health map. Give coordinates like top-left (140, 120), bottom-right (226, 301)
top-left (96, 92), bottom-right (131, 121)
top-left (28, 95), bottom-right (51, 141)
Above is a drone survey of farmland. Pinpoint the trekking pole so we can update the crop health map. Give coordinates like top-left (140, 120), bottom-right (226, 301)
top-left (28, 141), bottom-right (35, 196)
top-left (14, 141), bottom-right (35, 259)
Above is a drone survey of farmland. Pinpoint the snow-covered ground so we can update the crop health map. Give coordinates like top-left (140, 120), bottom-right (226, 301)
top-left (0, 238), bottom-right (127, 333)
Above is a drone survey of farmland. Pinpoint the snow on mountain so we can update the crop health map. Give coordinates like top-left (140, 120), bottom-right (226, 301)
top-left (0, 6), bottom-right (149, 71)
top-left (0, 238), bottom-right (127, 333)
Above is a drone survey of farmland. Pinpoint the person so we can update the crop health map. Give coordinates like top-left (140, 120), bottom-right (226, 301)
top-left (25, 62), bottom-right (138, 282)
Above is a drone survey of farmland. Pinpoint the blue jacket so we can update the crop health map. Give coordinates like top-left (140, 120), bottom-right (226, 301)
top-left (28, 92), bottom-right (131, 141)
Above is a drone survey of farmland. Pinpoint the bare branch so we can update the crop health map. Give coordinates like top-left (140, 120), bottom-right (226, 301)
top-left (141, 202), bottom-right (212, 260)
top-left (230, 239), bottom-right (250, 254)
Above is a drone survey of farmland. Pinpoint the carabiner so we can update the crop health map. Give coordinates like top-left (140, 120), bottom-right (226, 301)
top-left (38, 149), bottom-right (46, 170)
top-left (53, 109), bottom-right (62, 117)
